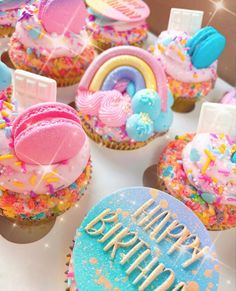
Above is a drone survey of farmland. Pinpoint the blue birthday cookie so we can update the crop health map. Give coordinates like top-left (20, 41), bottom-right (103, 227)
top-left (67, 187), bottom-right (219, 291)
top-left (187, 26), bottom-right (226, 69)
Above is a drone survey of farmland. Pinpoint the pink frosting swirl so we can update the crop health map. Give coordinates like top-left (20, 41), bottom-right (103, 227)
top-left (99, 90), bottom-right (132, 127)
top-left (76, 89), bottom-right (105, 116)
top-left (183, 133), bottom-right (236, 204)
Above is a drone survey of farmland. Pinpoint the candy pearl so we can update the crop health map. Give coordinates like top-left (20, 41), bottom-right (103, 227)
top-left (231, 152), bottom-right (236, 163)
top-left (201, 192), bottom-right (216, 204)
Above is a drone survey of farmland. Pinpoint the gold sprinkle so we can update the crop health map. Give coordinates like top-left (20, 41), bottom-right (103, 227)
top-left (202, 158), bottom-right (211, 174)
top-left (13, 181), bottom-right (24, 188)
top-left (204, 149), bottom-right (216, 161)
top-left (30, 175), bottom-right (37, 186)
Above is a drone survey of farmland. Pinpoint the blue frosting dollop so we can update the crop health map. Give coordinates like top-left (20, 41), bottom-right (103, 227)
top-left (153, 109), bottom-right (173, 132)
top-left (132, 89), bottom-right (161, 120)
top-left (0, 61), bottom-right (12, 91)
top-left (126, 113), bottom-right (154, 142)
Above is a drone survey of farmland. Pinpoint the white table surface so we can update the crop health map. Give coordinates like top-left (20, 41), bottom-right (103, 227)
top-left (0, 37), bottom-right (236, 291)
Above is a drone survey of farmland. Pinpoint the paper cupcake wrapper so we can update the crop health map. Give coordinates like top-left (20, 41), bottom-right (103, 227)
top-left (79, 113), bottom-right (166, 150)
top-left (172, 96), bottom-right (197, 113)
top-left (0, 160), bottom-right (92, 225)
top-left (91, 38), bottom-right (145, 53)
top-left (156, 164), bottom-right (236, 231)
top-left (0, 26), bottom-right (15, 38)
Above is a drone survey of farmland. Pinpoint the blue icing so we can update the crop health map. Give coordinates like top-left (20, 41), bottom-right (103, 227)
top-left (153, 109), bottom-right (173, 132)
top-left (126, 113), bottom-right (154, 142)
top-left (73, 187), bottom-right (219, 291)
top-left (132, 89), bottom-right (161, 120)
top-left (0, 61), bottom-right (11, 91)
top-left (167, 90), bottom-right (174, 107)
top-left (190, 148), bottom-right (201, 162)
top-left (187, 26), bottom-right (226, 69)
top-left (127, 81), bottom-right (136, 97)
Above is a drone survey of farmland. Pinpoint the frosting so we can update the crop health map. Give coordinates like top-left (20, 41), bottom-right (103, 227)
top-left (0, 61), bottom-right (12, 91)
top-left (14, 3), bottom-right (90, 58)
top-left (69, 187), bottom-right (219, 290)
top-left (221, 88), bottom-right (236, 105)
top-left (183, 133), bottom-right (236, 205)
top-left (153, 31), bottom-right (217, 83)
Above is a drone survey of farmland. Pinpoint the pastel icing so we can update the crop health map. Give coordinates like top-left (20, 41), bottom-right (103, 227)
top-left (99, 90), bottom-right (131, 127)
top-left (186, 26), bottom-right (226, 69)
top-left (153, 109), bottom-right (174, 133)
top-left (0, 0), bottom-right (30, 10)
top-left (38, 0), bottom-right (88, 34)
top-left (182, 133), bottom-right (236, 205)
top-left (13, 3), bottom-right (90, 58)
top-left (152, 30), bottom-right (218, 83)
top-left (0, 61), bottom-right (11, 91)
top-left (68, 187), bottom-right (219, 290)
top-left (126, 113), bottom-right (154, 142)
top-left (221, 88), bottom-right (236, 105)
top-left (131, 89), bottom-right (161, 120)
top-left (77, 46), bottom-right (173, 143)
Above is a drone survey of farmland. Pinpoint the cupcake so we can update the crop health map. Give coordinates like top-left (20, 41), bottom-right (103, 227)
top-left (66, 187), bottom-right (219, 291)
top-left (9, 0), bottom-right (96, 87)
top-left (76, 46), bottom-right (174, 150)
top-left (85, 0), bottom-right (150, 51)
top-left (151, 26), bottom-right (226, 113)
top-left (157, 132), bottom-right (236, 231)
top-left (221, 88), bottom-right (236, 105)
top-left (0, 102), bottom-right (91, 223)
top-left (0, 0), bottom-right (31, 37)
top-left (0, 60), bottom-right (12, 101)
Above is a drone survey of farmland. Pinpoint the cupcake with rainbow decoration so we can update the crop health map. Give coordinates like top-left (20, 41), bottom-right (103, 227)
top-left (151, 26), bottom-right (226, 113)
top-left (0, 102), bottom-right (91, 223)
top-left (9, 0), bottom-right (96, 87)
top-left (76, 46), bottom-right (174, 150)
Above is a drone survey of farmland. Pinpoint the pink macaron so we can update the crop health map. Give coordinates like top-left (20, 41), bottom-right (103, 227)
top-left (12, 103), bottom-right (85, 165)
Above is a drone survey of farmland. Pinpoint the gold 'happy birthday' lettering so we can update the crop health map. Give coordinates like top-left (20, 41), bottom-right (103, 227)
top-left (85, 199), bottom-right (209, 290)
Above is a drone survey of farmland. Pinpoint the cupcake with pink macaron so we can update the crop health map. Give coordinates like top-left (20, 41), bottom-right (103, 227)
top-left (0, 102), bottom-right (91, 223)
top-left (9, 0), bottom-right (96, 87)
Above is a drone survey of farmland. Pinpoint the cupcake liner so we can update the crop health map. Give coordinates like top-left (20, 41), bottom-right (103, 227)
top-left (172, 96), bottom-right (196, 113)
top-left (0, 26), bottom-right (15, 38)
top-left (65, 242), bottom-right (77, 291)
top-left (0, 160), bottom-right (92, 225)
top-left (79, 113), bottom-right (166, 150)
top-left (91, 38), bottom-right (145, 53)
top-left (9, 37), bottom-right (96, 87)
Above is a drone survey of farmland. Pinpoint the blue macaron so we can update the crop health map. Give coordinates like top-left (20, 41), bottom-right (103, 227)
top-left (186, 26), bottom-right (226, 69)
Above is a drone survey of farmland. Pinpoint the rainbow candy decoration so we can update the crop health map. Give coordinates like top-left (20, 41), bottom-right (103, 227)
top-left (78, 46), bottom-right (174, 142)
